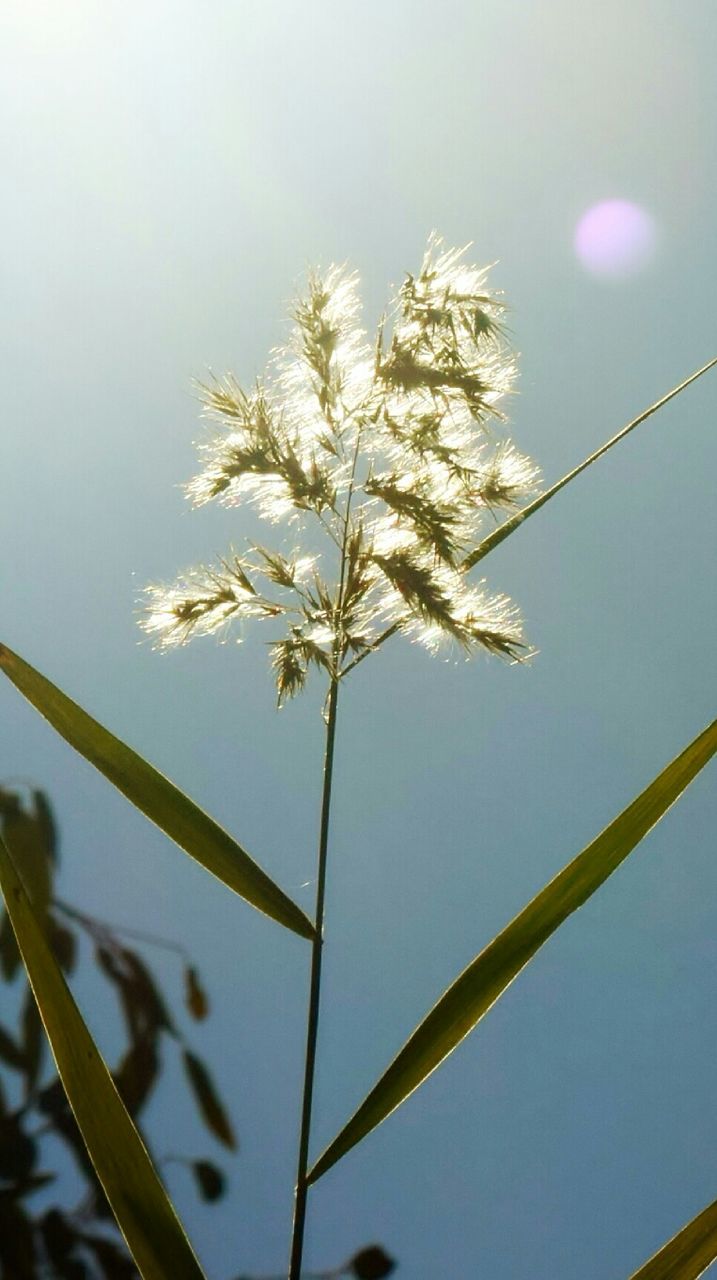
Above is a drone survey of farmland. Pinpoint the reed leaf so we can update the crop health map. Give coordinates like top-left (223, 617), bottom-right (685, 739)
top-left (0, 644), bottom-right (314, 940)
top-left (462, 356), bottom-right (717, 571)
top-left (0, 831), bottom-right (206, 1280)
top-left (628, 1197), bottom-right (717, 1280)
top-left (308, 717), bottom-right (717, 1183)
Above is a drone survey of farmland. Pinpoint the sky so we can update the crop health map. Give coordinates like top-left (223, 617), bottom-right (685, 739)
top-left (1, 2), bottom-right (716, 1277)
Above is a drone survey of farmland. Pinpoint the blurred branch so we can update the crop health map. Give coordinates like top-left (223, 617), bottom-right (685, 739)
top-left (54, 896), bottom-right (191, 961)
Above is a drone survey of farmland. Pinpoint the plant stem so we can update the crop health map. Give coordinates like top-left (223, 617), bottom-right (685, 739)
top-left (462, 353), bottom-right (717, 571)
top-left (54, 897), bottom-right (191, 960)
top-left (288, 676), bottom-right (340, 1280)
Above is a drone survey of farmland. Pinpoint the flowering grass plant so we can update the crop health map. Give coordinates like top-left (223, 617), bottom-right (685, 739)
top-left (0, 237), bottom-right (715, 1280)
top-left (143, 236), bottom-right (538, 688)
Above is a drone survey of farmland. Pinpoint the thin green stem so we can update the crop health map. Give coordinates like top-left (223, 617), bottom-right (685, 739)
top-left (288, 422), bottom-right (363, 1277)
top-left (463, 354), bottom-right (717, 571)
top-left (316, 508), bottom-right (344, 551)
top-left (249, 1270), bottom-right (341, 1280)
top-left (339, 621), bottom-right (401, 680)
top-left (337, 354), bottom-right (717, 680)
top-left (288, 676), bottom-right (340, 1280)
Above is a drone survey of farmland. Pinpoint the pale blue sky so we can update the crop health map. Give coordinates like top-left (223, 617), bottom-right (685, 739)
top-left (1, 3), bottom-right (716, 1277)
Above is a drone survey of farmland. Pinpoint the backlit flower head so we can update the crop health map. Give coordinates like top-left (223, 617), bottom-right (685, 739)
top-left (141, 235), bottom-right (540, 704)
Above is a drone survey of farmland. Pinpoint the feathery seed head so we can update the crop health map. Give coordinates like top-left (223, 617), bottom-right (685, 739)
top-left (141, 235), bottom-right (540, 703)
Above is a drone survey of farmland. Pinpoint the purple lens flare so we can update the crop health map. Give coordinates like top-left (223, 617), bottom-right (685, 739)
top-left (574, 200), bottom-right (658, 278)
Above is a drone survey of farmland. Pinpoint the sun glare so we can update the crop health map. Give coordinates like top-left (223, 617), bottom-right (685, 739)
top-left (574, 199), bottom-right (658, 279)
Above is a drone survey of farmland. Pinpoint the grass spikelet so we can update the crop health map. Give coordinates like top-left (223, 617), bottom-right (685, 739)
top-left (142, 235), bottom-right (538, 698)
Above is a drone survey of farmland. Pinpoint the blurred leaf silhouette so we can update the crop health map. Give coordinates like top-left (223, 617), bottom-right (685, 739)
top-left (0, 784), bottom-right (234, 1279)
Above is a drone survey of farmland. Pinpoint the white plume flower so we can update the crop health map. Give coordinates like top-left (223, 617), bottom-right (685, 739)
top-left (141, 236), bottom-right (540, 703)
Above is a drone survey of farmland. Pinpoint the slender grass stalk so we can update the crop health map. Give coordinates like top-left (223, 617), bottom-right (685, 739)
top-left (289, 676), bottom-right (340, 1280)
top-left (462, 353), bottom-right (717, 571)
top-left (338, 355), bottom-right (717, 679)
top-left (135, 239), bottom-right (716, 1276)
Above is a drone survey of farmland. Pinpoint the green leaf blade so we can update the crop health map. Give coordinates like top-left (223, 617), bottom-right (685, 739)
top-left (0, 645), bottom-right (314, 940)
top-left (462, 356), bottom-right (717, 572)
top-left (0, 832), bottom-right (207, 1280)
top-left (308, 718), bottom-right (717, 1184)
top-left (629, 1197), bottom-right (717, 1280)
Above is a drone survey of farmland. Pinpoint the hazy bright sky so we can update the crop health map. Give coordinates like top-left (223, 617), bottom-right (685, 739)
top-left (1, 3), bottom-right (716, 1277)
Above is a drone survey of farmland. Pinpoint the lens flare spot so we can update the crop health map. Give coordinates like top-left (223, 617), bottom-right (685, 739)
top-left (574, 200), bottom-right (657, 278)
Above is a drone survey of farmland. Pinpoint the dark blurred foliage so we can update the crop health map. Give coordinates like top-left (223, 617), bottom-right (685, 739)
top-left (0, 786), bottom-right (395, 1280)
top-left (0, 785), bottom-right (233, 1279)
top-left (346, 1246), bottom-right (395, 1279)
top-left (234, 1245), bottom-right (396, 1280)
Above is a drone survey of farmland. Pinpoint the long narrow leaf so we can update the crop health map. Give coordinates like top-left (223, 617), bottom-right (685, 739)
top-left (337, 357), bottom-right (717, 684)
top-left (463, 356), bottom-right (717, 571)
top-left (628, 1197), bottom-right (717, 1280)
top-left (0, 645), bottom-right (314, 940)
top-left (309, 718), bottom-right (717, 1183)
top-left (0, 832), bottom-right (206, 1280)
top-left (182, 1049), bottom-right (237, 1150)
